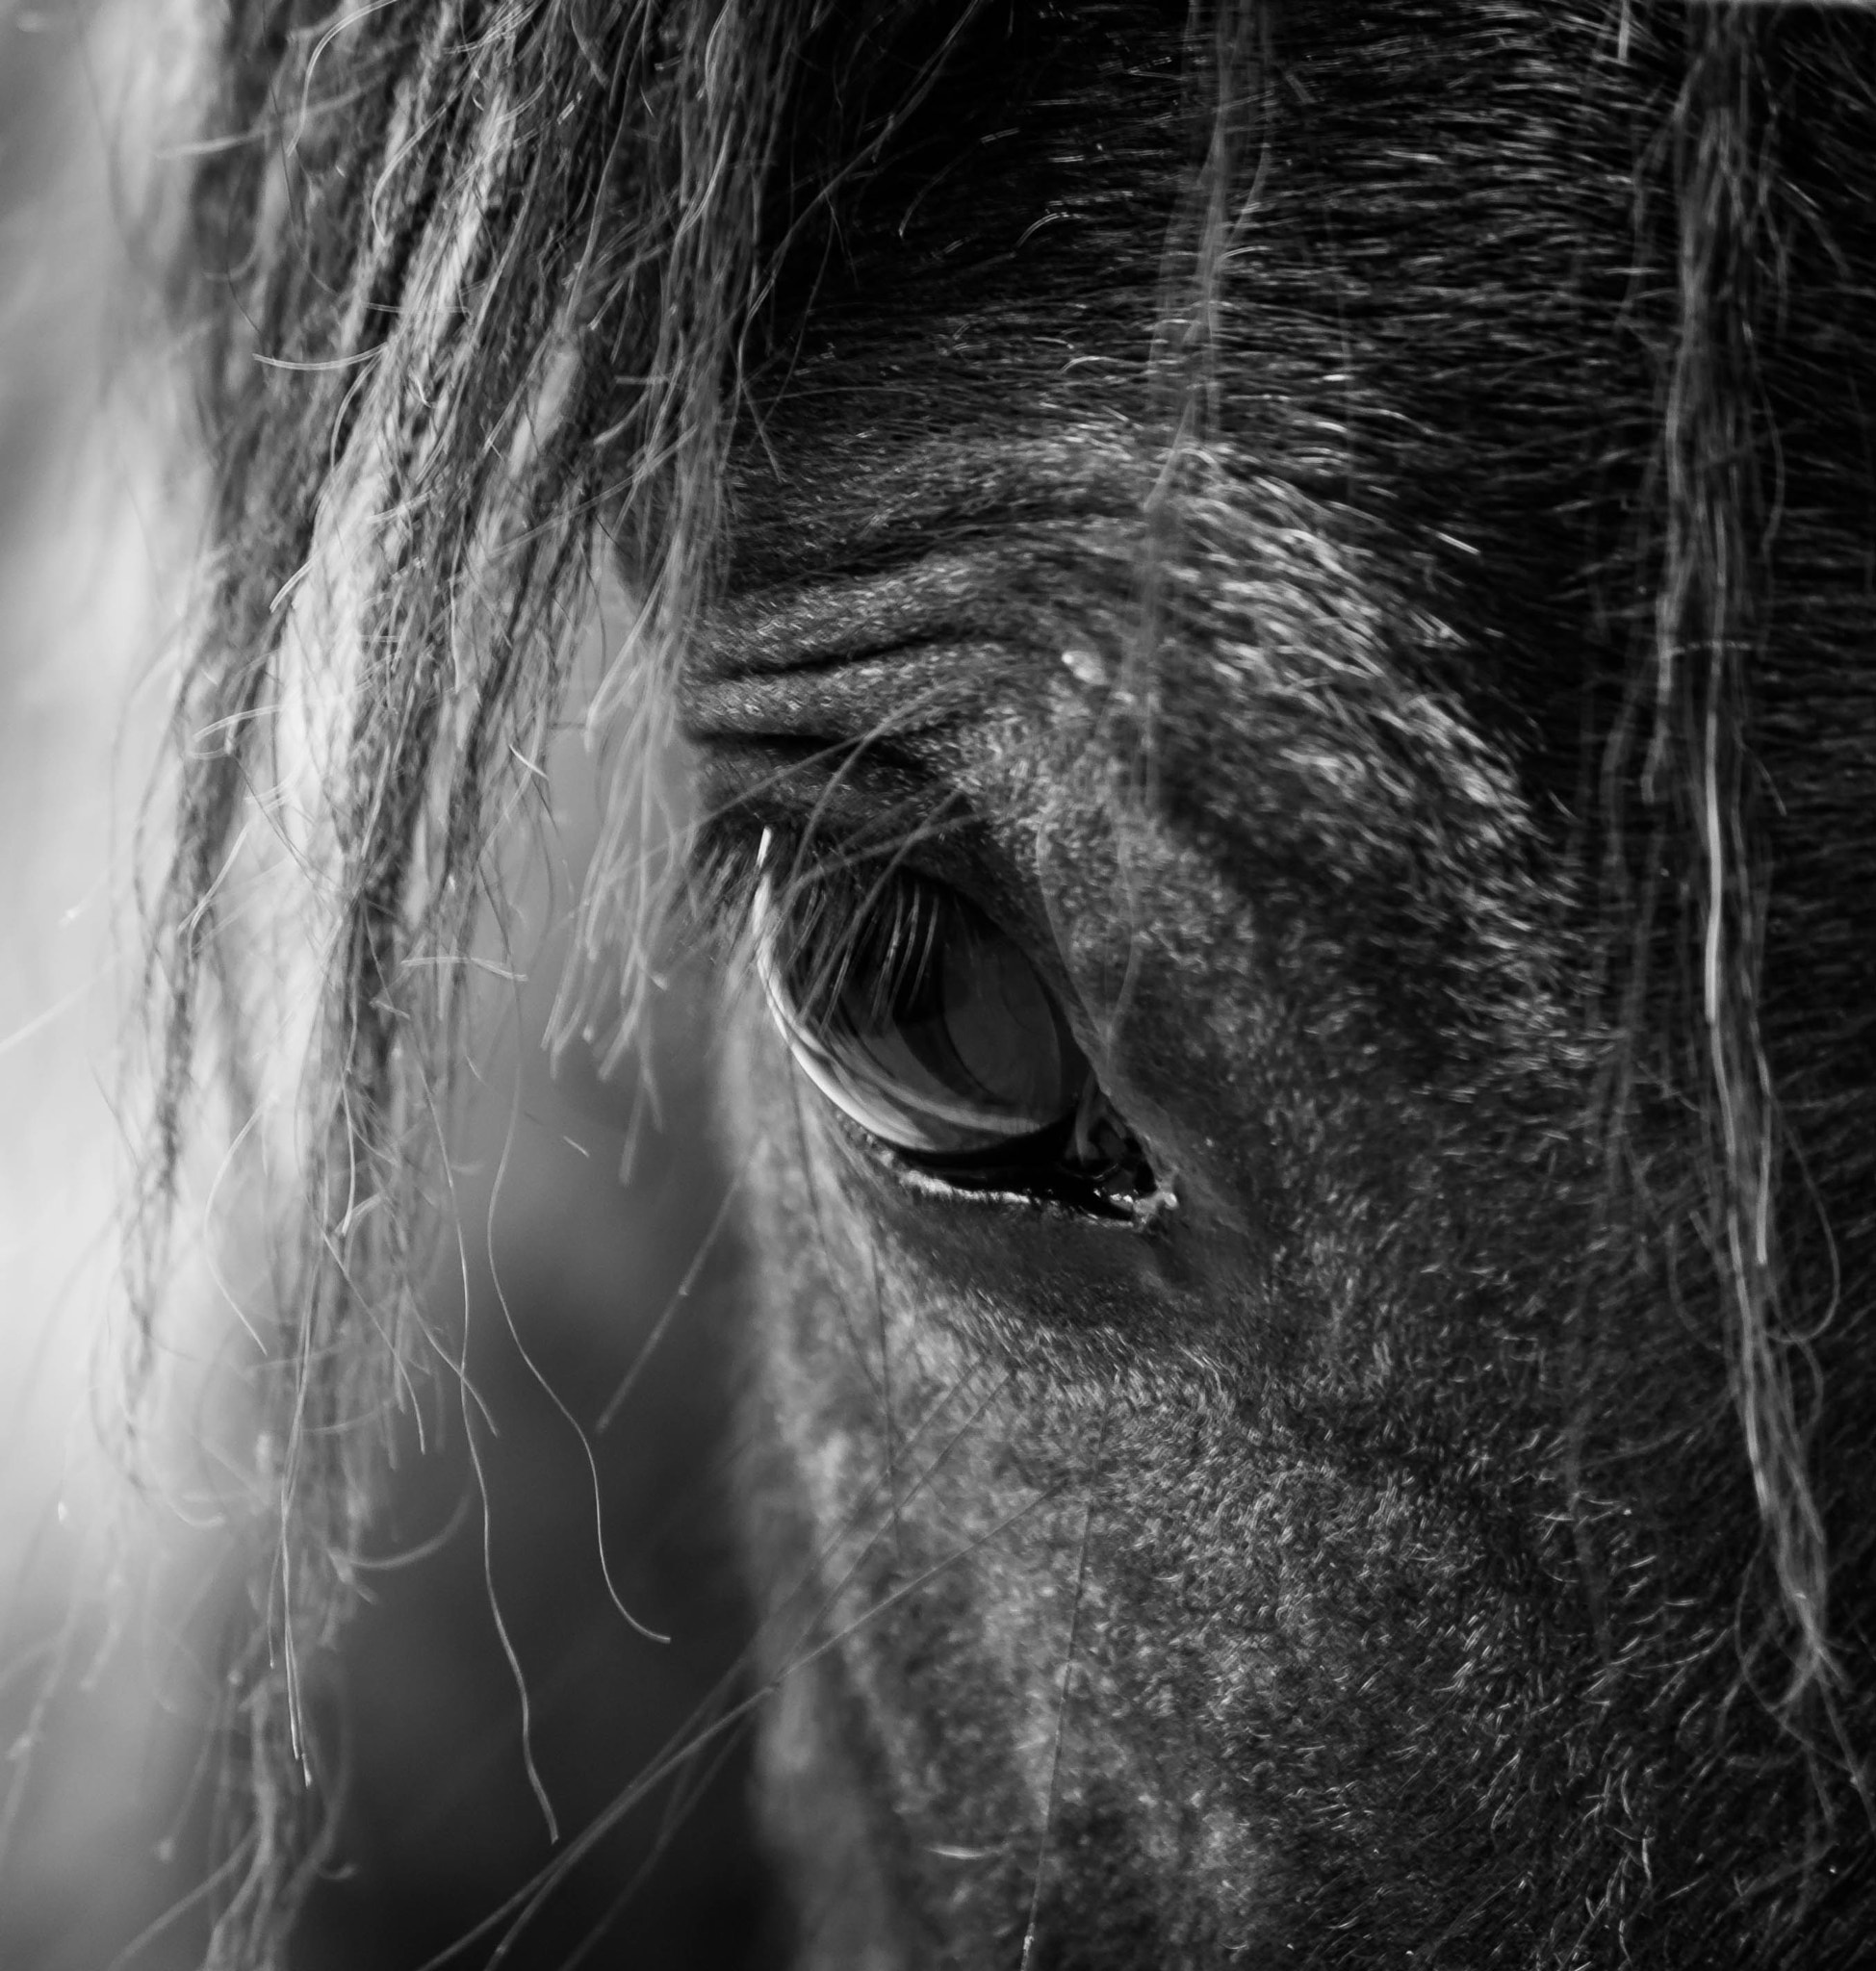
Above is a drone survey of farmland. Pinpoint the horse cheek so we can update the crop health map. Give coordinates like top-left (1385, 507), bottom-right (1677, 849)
top-left (721, 975), bottom-right (1593, 1961)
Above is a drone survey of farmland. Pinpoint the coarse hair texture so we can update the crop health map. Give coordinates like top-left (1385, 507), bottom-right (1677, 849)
top-left (139, 1), bottom-right (1839, 1963)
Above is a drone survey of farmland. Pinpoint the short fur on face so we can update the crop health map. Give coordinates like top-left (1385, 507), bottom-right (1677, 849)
top-left (155, 3), bottom-right (1874, 1963)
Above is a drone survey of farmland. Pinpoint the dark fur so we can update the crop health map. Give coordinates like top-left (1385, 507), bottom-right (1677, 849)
top-left (152, 2), bottom-right (1875, 1963)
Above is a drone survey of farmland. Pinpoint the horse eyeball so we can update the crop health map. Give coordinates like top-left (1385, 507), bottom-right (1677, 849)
top-left (752, 866), bottom-right (1158, 1206)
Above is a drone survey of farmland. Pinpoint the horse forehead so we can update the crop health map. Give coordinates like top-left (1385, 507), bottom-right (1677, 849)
top-left (705, 4), bottom-right (1876, 858)
top-left (707, 437), bottom-right (1519, 840)
top-left (714, 7), bottom-right (1647, 786)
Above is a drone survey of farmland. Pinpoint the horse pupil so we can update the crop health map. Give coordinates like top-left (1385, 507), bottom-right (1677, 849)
top-left (937, 918), bottom-right (1063, 1113)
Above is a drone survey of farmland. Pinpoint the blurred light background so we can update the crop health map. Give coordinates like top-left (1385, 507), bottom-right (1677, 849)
top-left (0, 7), bottom-right (776, 1965)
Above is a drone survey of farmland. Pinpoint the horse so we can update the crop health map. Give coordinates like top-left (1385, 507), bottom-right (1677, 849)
top-left (144, 1), bottom-right (1875, 1963)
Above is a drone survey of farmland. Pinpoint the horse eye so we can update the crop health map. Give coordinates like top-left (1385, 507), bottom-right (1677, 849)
top-left (752, 857), bottom-right (1157, 1206)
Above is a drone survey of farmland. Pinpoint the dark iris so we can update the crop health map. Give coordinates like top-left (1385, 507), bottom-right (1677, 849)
top-left (753, 859), bottom-right (1157, 1207)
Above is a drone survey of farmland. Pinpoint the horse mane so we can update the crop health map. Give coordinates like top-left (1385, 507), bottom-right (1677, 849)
top-left (141, 3), bottom-right (1835, 1962)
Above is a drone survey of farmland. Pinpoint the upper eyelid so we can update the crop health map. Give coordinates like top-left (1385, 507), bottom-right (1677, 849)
top-left (707, 814), bottom-right (953, 954)
top-left (689, 749), bottom-right (985, 923)
top-left (688, 730), bottom-right (1105, 1041)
